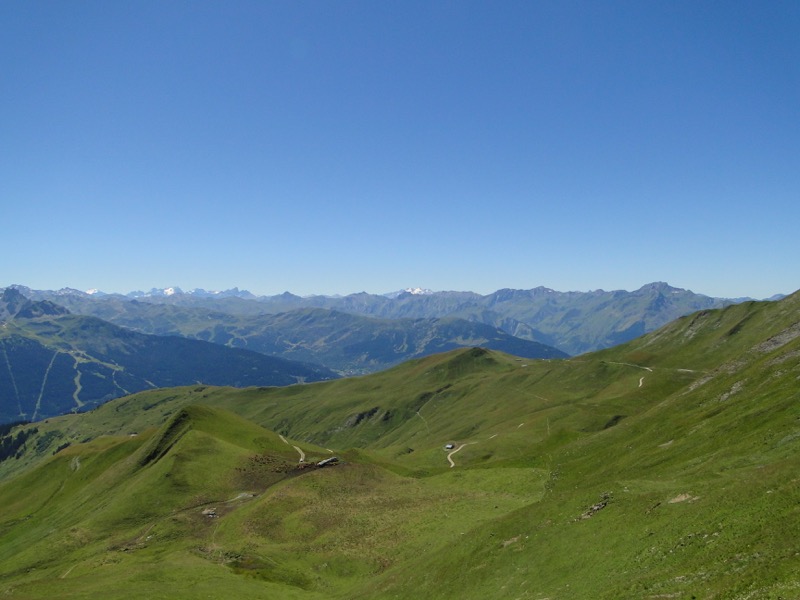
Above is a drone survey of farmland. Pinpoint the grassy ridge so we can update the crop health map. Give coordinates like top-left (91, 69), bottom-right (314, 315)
top-left (0, 405), bottom-right (548, 599)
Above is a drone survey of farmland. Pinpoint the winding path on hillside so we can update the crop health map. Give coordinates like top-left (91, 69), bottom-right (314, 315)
top-left (607, 362), bottom-right (653, 372)
top-left (605, 361), bottom-right (653, 389)
top-left (416, 410), bottom-right (431, 433)
top-left (415, 392), bottom-right (437, 434)
top-left (279, 434), bottom-right (306, 463)
top-left (445, 421), bottom-right (537, 468)
top-left (447, 442), bottom-right (476, 468)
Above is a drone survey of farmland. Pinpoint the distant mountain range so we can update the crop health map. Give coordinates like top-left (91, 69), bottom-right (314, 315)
top-left (4, 281), bottom-right (788, 417)
top-left (15, 282), bottom-right (767, 356)
top-left (0, 288), bottom-right (337, 424)
top-left (5, 286), bottom-right (568, 376)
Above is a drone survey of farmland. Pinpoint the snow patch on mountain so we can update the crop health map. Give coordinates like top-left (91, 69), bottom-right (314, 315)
top-left (126, 287), bottom-right (184, 298)
top-left (384, 287), bottom-right (436, 298)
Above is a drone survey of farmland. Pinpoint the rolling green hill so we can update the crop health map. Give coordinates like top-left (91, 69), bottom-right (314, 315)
top-left (0, 290), bottom-right (798, 598)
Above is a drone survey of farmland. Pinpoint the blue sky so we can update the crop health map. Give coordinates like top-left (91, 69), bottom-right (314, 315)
top-left (2, 1), bottom-right (798, 298)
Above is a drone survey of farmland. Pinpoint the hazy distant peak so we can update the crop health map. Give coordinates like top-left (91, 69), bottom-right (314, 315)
top-left (384, 287), bottom-right (435, 298)
top-left (53, 287), bottom-right (90, 296)
top-left (637, 281), bottom-right (686, 294)
top-left (124, 287), bottom-right (256, 299)
top-left (1, 286), bottom-right (70, 320)
top-left (184, 287), bottom-right (256, 299)
top-left (276, 291), bottom-right (302, 300)
top-left (8, 284), bottom-right (33, 296)
top-left (1, 286), bottom-right (27, 307)
top-left (127, 287), bottom-right (184, 298)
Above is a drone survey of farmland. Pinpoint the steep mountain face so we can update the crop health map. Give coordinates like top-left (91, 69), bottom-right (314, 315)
top-left (0, 292), bottom-right (337, 424)
top-left (0, 292), bottom-right (798, 598)
top-left (0, 287), bottom-right (69, 320)
top-left (20, 282), bottom-right (739, 355)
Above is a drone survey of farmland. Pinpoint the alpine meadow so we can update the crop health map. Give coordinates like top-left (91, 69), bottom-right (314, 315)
top-left (1, 291), bottom-right (798, 598)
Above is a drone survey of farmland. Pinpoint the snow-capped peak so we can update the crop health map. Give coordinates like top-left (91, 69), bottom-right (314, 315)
top-left (132, 287), bottom-right (184, 297)
top-left (186, 287), bottom-right (255, 299)
top-left (404, 287), bottom-right (433, 295)
top-left (383, 287), bottom-right (436, 299)
top-left (51, 287), bottom-right (89, 296)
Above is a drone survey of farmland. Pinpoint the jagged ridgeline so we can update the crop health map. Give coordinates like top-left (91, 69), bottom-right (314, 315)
top-left (0, 291), bottom-right (798, 598)
top-left (15, 285), bottom-right (571, 375)
top-left (20, 281), bottom-right (738, 367)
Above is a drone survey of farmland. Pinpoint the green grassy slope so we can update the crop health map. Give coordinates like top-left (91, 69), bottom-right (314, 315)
top-left (360, 294), bottom-right (800, 600)
top-left (0, 291), bottom-right (798, 598)
top-left (0, 405), bottom-right (332, 599)
top-left (0, 404), bottom-right (545, 599)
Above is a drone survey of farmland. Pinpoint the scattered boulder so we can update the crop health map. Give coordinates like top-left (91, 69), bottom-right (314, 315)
top-left (577, 491), bottom-right (612, 520)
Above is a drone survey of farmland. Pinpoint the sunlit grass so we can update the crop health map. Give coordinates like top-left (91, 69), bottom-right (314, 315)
top-left (1, 293), bottom-right (799, 598)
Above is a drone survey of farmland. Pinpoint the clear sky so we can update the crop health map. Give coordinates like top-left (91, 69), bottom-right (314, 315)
top-left (2, 1), bottom-right (798, 299)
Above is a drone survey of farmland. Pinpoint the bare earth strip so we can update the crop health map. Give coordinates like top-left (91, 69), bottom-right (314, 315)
top-left (111, 369), bottom-right (131, 396)
top-left (278, 434), bottom-right (305, 462)
top-left (60, 564), bottom-right (77, 579)
top-left (32, 351), bottom-right (59, 421)
top-left (72, 356), bottom-right (85, 409)
top-left (1, 342), bottom-right (23, 417)
top-left (416, 410), bottom-right (431, 433)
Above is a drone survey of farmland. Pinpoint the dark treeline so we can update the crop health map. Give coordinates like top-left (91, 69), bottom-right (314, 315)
top-left (0, 423), bottom-right (37, 462)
